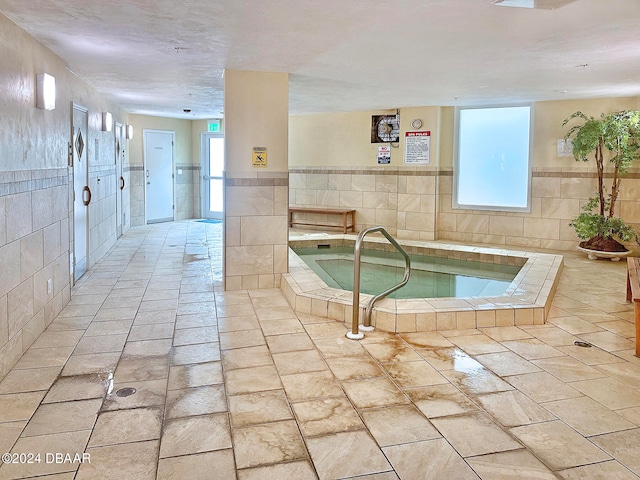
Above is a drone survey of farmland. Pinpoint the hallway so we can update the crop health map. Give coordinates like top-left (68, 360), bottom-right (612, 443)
top-left (1, 220), bottom-right (640, 479)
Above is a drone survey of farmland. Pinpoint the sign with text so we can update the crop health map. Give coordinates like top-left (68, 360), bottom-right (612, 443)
top-left (404, 131), bottom-right (430, 165)
top-left (252, 147), bottom-right (267, 167)
top-left (377, 145), bottom-right (391, 164)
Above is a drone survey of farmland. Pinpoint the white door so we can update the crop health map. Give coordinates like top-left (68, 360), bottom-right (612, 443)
top-left (144, 130), bottom-right (174, 224)
top-left (72, 104), bottom-right (90, 281)
top-left (115, 122), bottom-right (124, 237)
top-left (201, 133), bottom-right (224, 220)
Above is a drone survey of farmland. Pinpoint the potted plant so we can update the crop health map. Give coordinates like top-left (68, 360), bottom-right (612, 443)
top-left (563, 110), bottom-right (640, 259)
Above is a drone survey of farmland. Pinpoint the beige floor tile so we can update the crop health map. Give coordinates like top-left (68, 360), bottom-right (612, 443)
top-left (363, 339), bottom-right (423, 363)
top-left (219, 329), bottom-right (265, 350)
top-left (0, 366), bottom-right (62, 394)
top-left (113, 355), bottom-right (169, 382)
top-left (585, 430), bottom-right (640, 477)
top-left (22, 398), bottom-right (102, 437)
top-left (474, 351), bottom-right (541, 376)
top-left (383, 438), bottom-right (479, 480)
top-left (360, 404), bottom-right (440, 446)
top-left (292, 395), bottom-right (364, 437)
top-left (0, 430), bottom-right (91, 478)
top-left (272, 349), bottom-right (327, 375)
top-left (382, 360), bottom-right (449, 388)
top-left (475, 390), bottom-right (556, 427)
top-left (521, 325), bottom-right (579, 346)
top-left (325, 355), bottom-right (386, 381)
top-left (83, 319), bottom-right (134, 337)
top-left (0, 391), bottom-right (47, 422)
top-left (570, 377), bottom-right (640, 410)
top-left (399, 331), bottom-right (455, 348)
top-left (124, 338), bottom-right (173, 358)
top-left (171, 342), bottom-right (220, 365)
top-left (216, 303), bottom-right (256, 318)
top-left (135, 310), bottom-right (177, 325)
top-left (229, 390), bottom-right (293, 428)
top-left (431, 412), bottom-right (521, 457)
top-left (501, 338), bottom-right (564, 360)
top-left (480, 326), bottom-right (533, 342)
top-left (543, 396), bottom-right (635, 436)
top-left (549, 316), bottom-right (606, 335)
top-left (78, 440), bottom-right (158, 480)
top-left (303, 321), bottom-right (349, 339)
top-left (442, 366), bottom-right (514, 395)
top-left (165, 384), bottom-right (227, 419)
top-left (594, 362), bottom-right (640, 390)
top-left (94, 306), bottom-right (138, 322)
top-left (0, 420), bottom-right (27, 453)
top-left (173, 326), bottom-right (218, 346)
top-left (46, 317), bottom-right (94, 332)
top-left (415, 346), bottom-right (484, 371)
top-left (579, 331), bottom-right (636, 352)
top-left (406, 384), bottom-right (479, 418)
top-left (237, 460), bottom-right (318, 480)
top-left (167, 361), bottom-right (223, 390)
top-left (88, 407), bottom-right (163, 447)
top-left (449, 334), bottom-right (509, 355)
top-left (311, 335), bottom-right (368, 357)
top-left (233, 420), bottom-right (307, 469)
top-left (306, 430), bottom-right (391, 480)
top-left (225, 365), bottom-right (282, 395)
top-left (265, 332), bottom-right (316, 353)
top-left (559, 460), bottom-right (640, 480)
top-left (102, 378), bottom-right (167, 411)
top-left (532, 356), bottom-right (607, 382)
top-left (596, 320), bottom-right (636, 338)
top-left (127, 323), bottom-right (174, 341)
top-left (254, 306), bottom-right (298, 322)
top-left (558, 343), bottom-right (627, 366)
top-left (466, 449), bottom-right (557, 480)
top-left (13, 346), bottom-right (74, 369)
top-left (221, 345), bottom-right (273, 370)
top-left (30, 330), bottom-right (85, 349)
top-left (505, 371), bottom-right (582, 403)
top-left (259, 318), bottom-right (306, 336)
top-left (342, 376), bottom-right (409, 409)
top-left (73, 333), bottom-right (128, 354)
top-left (280, 370), bottom-right (344, 401)
top-left (159, 413), bottom-right (232, 458)
top-left (510, 420), bottom-right (611, 470)
top-left (157, 449), bottom-right (236, 480)
top-left (216, 315), bottom-right (260, 332)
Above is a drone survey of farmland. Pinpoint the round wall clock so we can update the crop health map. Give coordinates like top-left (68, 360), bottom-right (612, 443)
top-left (411, 118), bottom-right (423, 129)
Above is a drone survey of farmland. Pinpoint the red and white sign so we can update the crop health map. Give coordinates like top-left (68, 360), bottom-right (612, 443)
top-left (404, 130), bottom-right (430, 165)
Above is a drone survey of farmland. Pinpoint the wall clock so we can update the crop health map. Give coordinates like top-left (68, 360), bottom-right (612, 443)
top-left (411, 118), bottom-right (423, 129)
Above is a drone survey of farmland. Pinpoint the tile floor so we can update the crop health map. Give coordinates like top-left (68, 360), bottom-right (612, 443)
top-left (1, 220), bottom-right (640, 479)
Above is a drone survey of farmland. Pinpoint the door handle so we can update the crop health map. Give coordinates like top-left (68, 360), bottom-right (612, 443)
top-left (120, 176), bottom-right (125, 190)
top-left (82, 186), bottom-right (92, 206)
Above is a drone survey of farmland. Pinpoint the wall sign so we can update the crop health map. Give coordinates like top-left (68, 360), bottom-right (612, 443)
top-left (252, 147), bottom-right (267, 167)
top-left (404, 131), bottom-right (430, 165)
top-left (377, 145), bottom-right (391, 164)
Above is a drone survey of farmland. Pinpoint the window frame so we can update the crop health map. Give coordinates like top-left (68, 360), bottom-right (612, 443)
top-left (452, 103), bottom-right (534, 213)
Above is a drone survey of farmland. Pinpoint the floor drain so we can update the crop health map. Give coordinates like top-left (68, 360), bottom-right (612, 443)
top-left (115, 387), bottom-right (137, 397)
top-left (574, 340), bottom-right (592, 348)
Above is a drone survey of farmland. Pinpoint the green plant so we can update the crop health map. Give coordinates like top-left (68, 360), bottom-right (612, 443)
top-left (563, 110), bottom-right (640, 250)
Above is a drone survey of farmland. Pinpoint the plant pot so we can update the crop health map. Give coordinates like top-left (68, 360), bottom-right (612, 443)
top-left (577, 245), bottom-right (631, 262)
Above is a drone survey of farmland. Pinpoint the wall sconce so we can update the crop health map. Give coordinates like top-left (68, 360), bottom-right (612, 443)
top-left (102, 112), bottom-right (113, 132)
top-left (36, 73), bottom-right (56, 110)
top-left (125, 124), bottom-right (133, 139)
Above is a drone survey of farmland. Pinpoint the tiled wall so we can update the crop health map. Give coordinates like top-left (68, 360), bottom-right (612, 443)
top-left (0, 169), bottom-right (71, 379)
top-left (224, 173), bottom-right (289, 290)
top-left (290, 166), bottom-right (640, 251)
top-left (175, 164), bottom-right (201, 220)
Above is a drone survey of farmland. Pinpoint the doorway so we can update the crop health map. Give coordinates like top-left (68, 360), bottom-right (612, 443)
top-left (115, 122), bottom-right (124, 238)
top-left (71, 103), bottom-right (89, 282)
top-left (144, 129), bottom-right (175, 224)
top-left (201, 133), bottom-right (224, 220)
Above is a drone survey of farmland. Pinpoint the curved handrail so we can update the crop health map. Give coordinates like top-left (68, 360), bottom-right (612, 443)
top-left (347, 226), bottom-right (411, 340)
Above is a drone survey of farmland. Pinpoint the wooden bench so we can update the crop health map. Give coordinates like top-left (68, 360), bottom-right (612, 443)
top-left (289, 207), bottom-right (355, 234)
top-left (626, 257), bottom-right (640, 356)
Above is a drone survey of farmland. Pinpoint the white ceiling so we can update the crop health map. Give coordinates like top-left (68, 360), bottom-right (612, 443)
top-left (1, 0), bottom-right (639, 118)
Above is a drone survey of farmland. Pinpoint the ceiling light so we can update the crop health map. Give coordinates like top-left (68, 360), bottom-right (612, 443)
top-left (102, 112), bottom-right (113, 132)
top-left (36, 73), bottom-right (56, 110)
top-left (491, 0), bottom-right (576, 9)
top-left (125, 124), bottom-right (133, 140)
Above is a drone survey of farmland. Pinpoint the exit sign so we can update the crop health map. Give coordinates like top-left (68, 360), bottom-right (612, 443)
top-left (208, 120), bottom-right (221, 133)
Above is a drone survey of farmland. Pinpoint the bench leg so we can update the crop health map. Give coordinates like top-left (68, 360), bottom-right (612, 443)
top-left (636, 301), bottom-right (640, 357)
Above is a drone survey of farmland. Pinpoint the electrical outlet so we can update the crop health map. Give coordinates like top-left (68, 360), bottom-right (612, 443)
top-left (47, 278), bottom-right (52, 294)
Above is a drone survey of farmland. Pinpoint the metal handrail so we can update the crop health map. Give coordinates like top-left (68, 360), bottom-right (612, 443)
top-left (347, 226), bottom-right (411, 340)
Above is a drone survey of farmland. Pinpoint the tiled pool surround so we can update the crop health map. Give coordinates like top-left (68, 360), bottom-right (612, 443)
top-left (282, 234), bottom-right (564, 333)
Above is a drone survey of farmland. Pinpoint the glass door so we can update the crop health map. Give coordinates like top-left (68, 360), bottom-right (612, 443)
top-left (201, 133), bottom-right (224, 219)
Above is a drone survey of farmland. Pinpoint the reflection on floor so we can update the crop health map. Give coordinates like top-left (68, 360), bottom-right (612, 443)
top-left (1, 220), bottom-right (640, 479)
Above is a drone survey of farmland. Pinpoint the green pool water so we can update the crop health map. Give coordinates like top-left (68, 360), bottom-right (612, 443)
top-left (293, 246), bottom-right (521, 299)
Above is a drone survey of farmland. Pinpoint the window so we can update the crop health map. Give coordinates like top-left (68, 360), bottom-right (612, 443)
top-left (454, 105), bottom-right (532, 212)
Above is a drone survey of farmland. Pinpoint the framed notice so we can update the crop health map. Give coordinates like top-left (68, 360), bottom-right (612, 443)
top-left (252, 147), bottom-right (267, 168)
top-left (404, 131), bottom-right (430, 165)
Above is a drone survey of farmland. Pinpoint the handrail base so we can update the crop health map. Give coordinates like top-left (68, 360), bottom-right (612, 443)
top-left (346, 331), bottom-right (365, 340)
top-left (359, 325), bottom-right (374, 332)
